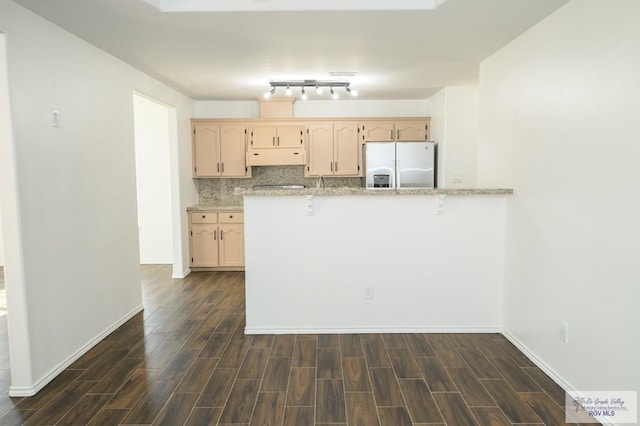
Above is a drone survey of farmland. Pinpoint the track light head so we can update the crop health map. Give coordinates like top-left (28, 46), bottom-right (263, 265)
top-left (301, 87), bottom-right (307, 100)
top-left (331, 87), bottom-right (339, 100)
top-left (316, 85), bottom-right (323, 95)
top-left (285, 85), bottom-right (292, 96)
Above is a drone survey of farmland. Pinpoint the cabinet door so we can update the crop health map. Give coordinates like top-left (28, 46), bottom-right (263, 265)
top-left (190, 224), bottom-right (219, 267)
top-left (276, 125), bottom-right (304, 148)
top-left (219, 224), bottom-right (244, 267)
top-left (193, 125), bottom-right (220, 177)
top-left (333, 122), bottom-right (360, 176)
top-left (250, 126), bottom-right (277, 149)
top-left (396, 122), bottom-right (427, 141)
top-left (361, 122), bottom-right (394, 141)
top-left (220, 124), bottom-right (248, 177)
top-left (307, 124), bottom-right (334, 176)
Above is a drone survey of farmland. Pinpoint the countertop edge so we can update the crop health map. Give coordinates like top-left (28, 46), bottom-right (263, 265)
top-left (242, 188), bottom-right (514, 196)
top-left (187, 205), bottom-right (244, 212)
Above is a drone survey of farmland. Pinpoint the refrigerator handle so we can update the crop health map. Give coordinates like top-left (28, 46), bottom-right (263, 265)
top-left (395, 159), bottom-right (400, 188)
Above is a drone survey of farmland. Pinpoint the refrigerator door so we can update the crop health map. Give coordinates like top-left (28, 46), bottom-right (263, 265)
top-left (365, 142), bottom-right (396, 188)
top-left (396, 142), bottom-right (435, 188)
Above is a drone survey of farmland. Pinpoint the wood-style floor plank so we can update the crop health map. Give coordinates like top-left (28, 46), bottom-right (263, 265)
top-left (432, 391), bottom-right (480, 425)
top-left (378, 406), bottom-right (413, 426)
top-left (481, 379), bottom-right (542, 423)
top-left (339, 334), bottom-right (364, 357)
top-left (195, 368), bottom-right (238, 408)
top-left (346, 392), bottom-right (380, 426)
top-left (470, 406), bottom-right (513, 425)
top-left (317, 347), bottom-right (342, 379)
top-left (151, 392), bottom-right (200, 426)
top-left (369, 368), bottom-right (404, 407)
top-left (415, 357), bottom-right (457, 392)
top-left (398, 379), bottom-right (444, 423)
top-left (316, 379), bottom-right (346, 423)
top-left (250, 391), bottom-right (285, 426)
top-left (183, 407), bottom-right (222, 426)
top-left (342, 357), bottom-right (371, 392)
top-left (218, 379), bottom-right (261, 424)
top-left (283, 406), bottom-right (314, 426)
top-left (388, 348), bottom-right (422, 379)
top-left (447, 367), bottom-right (497, 407)
top-left (286, 367), bottom-right (315, 406)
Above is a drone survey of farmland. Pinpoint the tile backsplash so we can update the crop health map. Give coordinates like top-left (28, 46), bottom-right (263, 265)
top-left (197, 166), bottom-right (361, 204)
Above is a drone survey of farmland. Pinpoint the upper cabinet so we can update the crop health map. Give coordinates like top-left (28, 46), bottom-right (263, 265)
top-left (249, 124), bottom-right (305, 149)
top-left (306, 122), bottom-right (361, 177)
top-left (361, 120), bottom-right (430, 142)
top-left (192, 123), bottom-right (251, 178)
top-left (247, 123), bottom-right (306, 166)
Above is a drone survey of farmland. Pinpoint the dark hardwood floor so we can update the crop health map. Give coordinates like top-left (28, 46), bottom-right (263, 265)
top-left (0, 265), bottom-right (597, 425)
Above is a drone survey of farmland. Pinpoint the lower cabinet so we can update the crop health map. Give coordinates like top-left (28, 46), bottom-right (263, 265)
top-left (189, 211), bottom-right (244, 270)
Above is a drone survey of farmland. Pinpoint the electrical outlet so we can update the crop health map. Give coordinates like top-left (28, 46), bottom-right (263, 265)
top-left (560, 321), bottom-right (569, 343)
top-left (453, 171), bottom-right (464, 183)
top-left (363, 285), bottom-right (374, 300)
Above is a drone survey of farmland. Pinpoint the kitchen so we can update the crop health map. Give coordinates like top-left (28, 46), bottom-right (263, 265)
top-left (0, 0), bottom-right (637, 423)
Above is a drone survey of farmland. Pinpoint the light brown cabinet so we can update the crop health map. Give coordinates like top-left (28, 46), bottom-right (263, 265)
top-left (192, 124), bottom-right (250, 178)
top-left (306, 122), bottom-right (361, 177)
top-left (249, 124), bottom-right (304, 149)
top-left (189, 211), bottom-right (244, 270)
top-left (361, 121), bottom-right (429, 142)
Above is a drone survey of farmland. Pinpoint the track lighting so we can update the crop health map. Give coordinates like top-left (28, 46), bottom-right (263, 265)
top-left (265, 80), bottom-right (358, 100)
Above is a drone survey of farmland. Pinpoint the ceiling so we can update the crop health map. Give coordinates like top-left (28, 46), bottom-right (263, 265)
top-left (12, 0), bottom-right (569, 100)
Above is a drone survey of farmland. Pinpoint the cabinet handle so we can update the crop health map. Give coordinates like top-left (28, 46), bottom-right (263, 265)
top-left (277, 136), bottom-right (280, 146)
top-left (390, 130), bottom-right (393, 140)
top-left (229, 215), bottom-right (233, 218)
top-left (330, 162), bottom-right (333, 172)
top-left (217, 163), bottom-right (220, 173)
top-left (220, 230), bottom-right (224, 240)
top-left (221, 162), bottom-right (224, 173)
top-left (397, 129), bottom-right (400, 139)
top-left (202, 215), bottom-right (206, 219)
top-left (335, 162), bottom-right (338, 172)
top-left (214, 230), bottom-right (217, 240)
top-left (272, 136), bottom-right (275, 146)
top-left (253, 153), bottom-right (259, 156)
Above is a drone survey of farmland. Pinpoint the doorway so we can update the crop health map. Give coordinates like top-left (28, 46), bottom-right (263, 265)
top-left (132, 93), bottom-right (174, 265)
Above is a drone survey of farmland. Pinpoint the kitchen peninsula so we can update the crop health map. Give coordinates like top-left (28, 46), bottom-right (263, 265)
top-left (243, 187), bottom-right (512, 334)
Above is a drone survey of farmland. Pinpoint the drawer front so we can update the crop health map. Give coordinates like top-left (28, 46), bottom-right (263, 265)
top-left (190, 212), bottom-right (218, 224)
top-left (219, 212), bottom-right (244, 223)
top-left (247, 148), bottom-right (306, 166)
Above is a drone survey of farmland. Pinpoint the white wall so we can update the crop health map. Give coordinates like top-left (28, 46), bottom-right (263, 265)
top-left (133, 94), bottom-right (173, 264)
top-left (427, 86), bottom-right (478, 188)
top-left (194, 99), bottom-right (429, 119)
top-left (245, 194), bottom-right (505, 333)
top-left (0, 0), bottom-right (196, 395)
top-left (478, 0), bottom-right (640, 392)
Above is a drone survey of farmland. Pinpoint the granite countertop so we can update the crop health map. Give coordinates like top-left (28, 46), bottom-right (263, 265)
top-left (187, 204), bottom-right (244, 212)
top-left (243, 187), bottom-right (513, 196)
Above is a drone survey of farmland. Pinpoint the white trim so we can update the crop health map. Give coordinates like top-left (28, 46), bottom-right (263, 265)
top-left (140, 261), bottom-right (173, 265)
top-left (172, 268), bottom-right (191, 279)
top-left (245, 326), bottom-right (501, 335)
top-left (9, 304), bottom-right (144, 397)
top-left (501, 330), bottom-right (615, 426)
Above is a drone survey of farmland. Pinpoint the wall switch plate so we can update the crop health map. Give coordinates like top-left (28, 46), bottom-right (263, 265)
top-left (52, 110), bottom-right (60, 127)
top-left (363, 285), bottom-right (374, 300)
top-left (560, 321), bottom-right (569, 343)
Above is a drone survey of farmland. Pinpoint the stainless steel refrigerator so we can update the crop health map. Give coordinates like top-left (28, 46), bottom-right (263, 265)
top-left (365, 141), bottom-right (436, 188)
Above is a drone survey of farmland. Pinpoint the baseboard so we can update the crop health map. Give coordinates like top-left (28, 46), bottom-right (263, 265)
top-left (9, 304), bottom-right (144, 397)
top-left (245, 326), bottom-right (502, 335)
top-left (172, 268), bottom-right (191, 279)
top-left (501, 330), bottom-right (616, 426)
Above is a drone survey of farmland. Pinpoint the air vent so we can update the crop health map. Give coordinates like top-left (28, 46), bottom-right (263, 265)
top-left (329, 72), bottom-right (359, 77)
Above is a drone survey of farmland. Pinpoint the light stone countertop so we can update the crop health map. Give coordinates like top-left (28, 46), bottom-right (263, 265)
top-left (188, 188), bottom-right (513, 211)
top-left (242, 187), bottom-right (513, 196)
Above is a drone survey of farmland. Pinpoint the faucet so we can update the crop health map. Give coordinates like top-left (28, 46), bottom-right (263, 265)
top-left (316, 175), bottom-right (325, 189)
